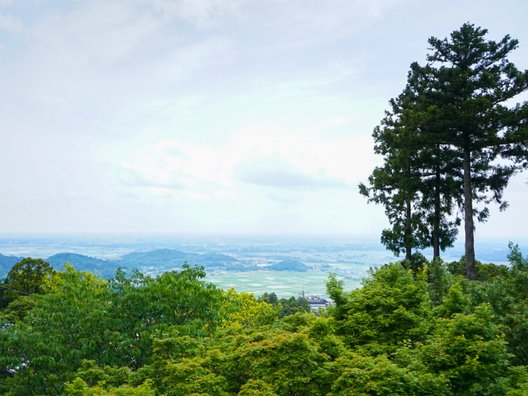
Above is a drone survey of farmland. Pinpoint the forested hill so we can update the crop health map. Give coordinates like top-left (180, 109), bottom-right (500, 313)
top-left (46, 253), bottom-right (112, 274)
top-left (0, 254), bottom-right (22, 277)
top-left (1, 247), bottom-right (528, 394)
top-left (0, 249), bottom-right (269, 278)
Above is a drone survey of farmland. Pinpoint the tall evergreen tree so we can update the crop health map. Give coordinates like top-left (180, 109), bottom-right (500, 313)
top-left (363, 24), bottom-right (528, 274)
top-left (360, 94), bottom-right (429, 260)
top-left (360, 81), bottom-right (461, 260)
top-left (412, 23), bottom-right (528, 279)
top-left (402, 68), bottom-right (464, 259)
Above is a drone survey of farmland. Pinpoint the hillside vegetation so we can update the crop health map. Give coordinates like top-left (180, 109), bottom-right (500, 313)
top-left (1, 245), bottom-right (528, 395)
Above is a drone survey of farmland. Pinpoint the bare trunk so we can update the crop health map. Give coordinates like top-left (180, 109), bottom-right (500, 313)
top-left (405, 246), bottom-right (412, 261)
top-left (405, 199), bottom-right (412, 260)
top-left (433, 164), bottom-right (441, 259)
top-left (463, 147), bottom-right (476, 280)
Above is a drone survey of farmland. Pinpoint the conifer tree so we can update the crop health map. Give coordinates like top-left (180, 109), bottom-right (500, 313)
top-left (363, 24), bottom-right (528, 275)
top-left (360, 82), bottom-right (460, 260)
top-left (360, 94), bottom-right (429, 260)
top-left (402, 67), bottom-right (464, 259)
top-left (412, 23), bottom-right (528, 278)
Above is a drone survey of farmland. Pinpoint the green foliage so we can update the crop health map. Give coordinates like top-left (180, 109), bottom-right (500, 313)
top-left (227, 330), bottom-right (330, 395)
top-left (416, 304), bottom-right (511, 395)
top-left (427, 258), bottom-right (452, 306)
top-left (136, 314), bottom-right (342, 396)
top-left (327, 253), bottom-right (528, 395)
top-left (0, 258), bottom-right (54, 314)
top-left (508, 242), bottom-right (528, 271)
top-left (360, 67), bottom-right (462, 260)
top-left (436, 276), bottom-right (472, 317)
top-left (279, 296), bottom-right (311, 317)
top-left (238, 379), bottom-right (278, 396)
top-left (0, 266), bottom-right (115, 394)
top-left (402, 252), bottom-right (429, 274)
top-left (359, 143), bottom-right (431, 259)
top-left (2, 242), bottom-right (528, 395)
top-left (0, 264), bottom-right (226, 395)
top-left (329, 353), bottom-right (450, 396)
top-left (335, 263), bottom-right (432, 351)
top-left (447, 257), bottom-right (509, 281)
top-left (502, 244), bottom-right (528, 365)
top-left (223, 290), bottom-right (279, 329)
top-left (259, 292), bottom-right (279, 305)
top-left (2, 295), bottom-right (36, 322)
top-left (257, 291), bottom-right (311, 318)
top-left (64, 377), bottom-right (156, 396)
top-left (325, 273), bottom-right (346, 321)
top-left (212, 315), bottom-right (340, 392)
top-left (156, 356), bottom-right (230, 395)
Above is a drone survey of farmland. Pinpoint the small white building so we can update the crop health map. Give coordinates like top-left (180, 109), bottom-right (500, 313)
top-left (306, 295), bottom-right (329, 312)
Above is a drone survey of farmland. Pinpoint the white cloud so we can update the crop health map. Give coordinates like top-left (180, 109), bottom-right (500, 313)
top-left (0, 12), bottom-right (21, 32)
top-left (152, 36), bottom-right (235, 83)
top-left (114, 120), bottom-right (376, 206)
top-left (118, 138), bottom-right (238, 202)
top-left (149, 0), bottom-right (247, 27)
top-left (236, 154), bottom-right (347, 190)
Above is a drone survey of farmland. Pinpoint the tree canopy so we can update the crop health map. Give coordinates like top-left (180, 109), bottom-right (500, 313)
top-left (1, 247), bottom-right (528, 394)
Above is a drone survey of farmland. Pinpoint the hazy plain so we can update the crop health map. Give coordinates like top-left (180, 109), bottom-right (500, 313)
top-left (0, 234), bottom-right (525, 298)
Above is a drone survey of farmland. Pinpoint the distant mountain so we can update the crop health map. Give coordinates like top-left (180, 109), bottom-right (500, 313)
top-left (268, 259), bottom-right (309, 272)
top-left (46, 253), bottom-right (118, 277)
top-left (115, 249), bottom-right (243, 272)
top-left (116, 249), bottom-right (198, 268)
top-left (0, 253), bottom-right (23, 278)
top-left (3, 249), bottom-right (305, 279)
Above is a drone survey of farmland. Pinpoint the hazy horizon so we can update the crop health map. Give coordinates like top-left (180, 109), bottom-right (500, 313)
top-left (1, 231), bottom-right (527, 242)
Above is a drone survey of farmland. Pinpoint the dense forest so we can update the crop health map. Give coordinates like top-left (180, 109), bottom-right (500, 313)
top-left (1, 22), bottom-right (528, 396)
top-left (1, 248), bottom-right (528, 395)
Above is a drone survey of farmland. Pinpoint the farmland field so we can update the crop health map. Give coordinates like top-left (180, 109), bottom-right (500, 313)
top-left (206, 270), bottom-right (362, 298)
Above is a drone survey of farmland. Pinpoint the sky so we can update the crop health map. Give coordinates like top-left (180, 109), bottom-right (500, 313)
top-left (0, 0), bottom-right (527, 239)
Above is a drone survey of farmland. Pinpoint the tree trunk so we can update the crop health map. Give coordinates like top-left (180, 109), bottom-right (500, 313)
top-left (433, 164), bottom-right (441, 259)
top-left (405, 245), bottom-right (412, 261)
top-left (463, 146), bottom-right (476, 280)
top-left (405, 199), bottom-right (412, 260)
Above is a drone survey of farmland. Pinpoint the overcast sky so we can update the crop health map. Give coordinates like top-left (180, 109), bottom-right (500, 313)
top-left (0, 0), bottom-right (527, 239)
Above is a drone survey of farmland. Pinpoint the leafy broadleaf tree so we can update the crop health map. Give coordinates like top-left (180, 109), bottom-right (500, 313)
top-left (3, 258), bottom-right (54, 300)
top-left (0, 258), bottom-right (55, 318)
top-left (333, 263), bottom-right (432, 352)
